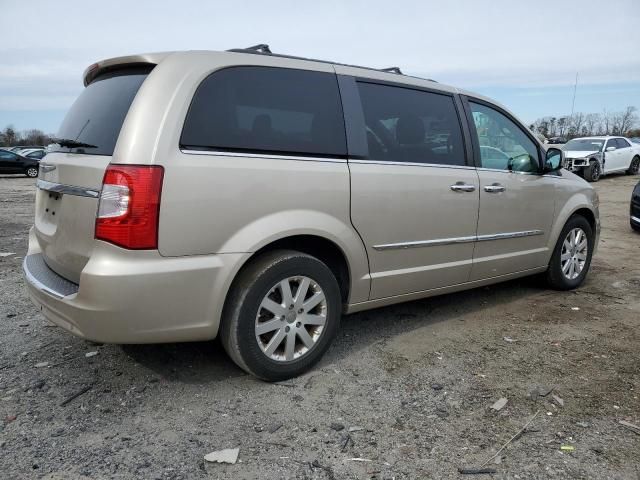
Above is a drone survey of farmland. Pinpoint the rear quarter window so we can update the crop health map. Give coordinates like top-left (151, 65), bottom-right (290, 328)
top-left (181, 66), bottom-right (347, 158)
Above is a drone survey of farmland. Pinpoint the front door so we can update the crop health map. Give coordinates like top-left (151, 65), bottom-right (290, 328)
top-left (464, 99), bottom-right (556, 280)
top-left (0, 150), bottom-right (18, 172)
top-left (346, 79), bottom-right (479, 299)
top-left (603, 138), bottom-right (622, 172)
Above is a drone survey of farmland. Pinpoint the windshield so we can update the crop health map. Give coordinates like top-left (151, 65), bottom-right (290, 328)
top-left (50, 67), bottom-right (152, 156)
top-left (564, 138), bottom-right (604, 152)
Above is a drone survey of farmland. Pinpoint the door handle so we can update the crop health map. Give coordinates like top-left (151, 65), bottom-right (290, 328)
top-left (450, 182), bottom-right (476, 192)
top-left (484, 183), bottom-right (506, 193)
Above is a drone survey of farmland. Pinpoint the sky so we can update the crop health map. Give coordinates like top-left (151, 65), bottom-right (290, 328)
top-left (1, 0), bottom-right (639, 134)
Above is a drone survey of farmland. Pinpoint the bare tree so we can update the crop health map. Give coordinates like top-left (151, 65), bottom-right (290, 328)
top-left (618, 106), bottom-right (638, 135)
top-left (1, 125), bottom-right (18, 146)
top-left (22, 129), bottom-right (51, 146)
top-left (557, 116), bottom-right (569, 137)
top-left (584, 113), bottom-right (600, 136)
top-left (548, 117), bottom-right (557, 137)
top-left (569, 112), bottom-right (585, 137)
top-left (601, 109), bottom-right (615, 135)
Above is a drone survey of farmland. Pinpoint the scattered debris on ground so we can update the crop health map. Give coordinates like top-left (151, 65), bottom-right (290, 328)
top-left (1, 175), bottom-right (639, 478)
top-left (204, 448), bottom-right (240, 464)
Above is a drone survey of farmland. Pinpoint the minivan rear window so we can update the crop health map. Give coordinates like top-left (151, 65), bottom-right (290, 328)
top-left (51, 67), bottom-right (152, 156)
top-left (181, 66), bottom-right (347, 158)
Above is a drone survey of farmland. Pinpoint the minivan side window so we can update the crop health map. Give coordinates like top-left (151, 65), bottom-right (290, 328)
top-left (181, 67), bottom-right (347, 158)
top-left (356, 82), bottom-right (466, 165)
top-left (469, 102), bottom-right (539, 173)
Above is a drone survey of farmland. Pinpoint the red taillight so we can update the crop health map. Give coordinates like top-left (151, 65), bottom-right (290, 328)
top-left (95, 165), bottom-right (164, 249)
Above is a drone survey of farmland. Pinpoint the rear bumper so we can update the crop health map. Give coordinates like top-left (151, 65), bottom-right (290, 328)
top-left (23, 228), bottom-right (246, 343)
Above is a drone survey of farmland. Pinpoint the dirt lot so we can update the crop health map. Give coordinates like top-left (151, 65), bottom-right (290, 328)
top-left (0, 173), bottom-right (639, 480)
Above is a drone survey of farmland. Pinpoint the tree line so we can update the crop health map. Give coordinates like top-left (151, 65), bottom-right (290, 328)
top-left (0, 125), bottom-right (55, 147)
top-left (2, 106), bottom-right (639, 148)
top-left (529, 106), bottom-right (639, 140)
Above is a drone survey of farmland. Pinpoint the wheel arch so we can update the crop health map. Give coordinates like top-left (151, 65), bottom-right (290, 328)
top-left (547, 193), bottom-right (599, 263)
top-left (244, 234), bottom-right (353, 306)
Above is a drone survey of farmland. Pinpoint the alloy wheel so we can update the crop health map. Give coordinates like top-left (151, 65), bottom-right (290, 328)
top-left (255, 275), bottom-right (327, 362)
top-left (560, 228), bottom-right (588, 280)
top-left (26, 168), bottom-right (38, 178)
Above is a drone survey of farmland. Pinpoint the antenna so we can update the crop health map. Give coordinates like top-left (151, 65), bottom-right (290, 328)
top-left (570, 72), bottom-right (578, 120)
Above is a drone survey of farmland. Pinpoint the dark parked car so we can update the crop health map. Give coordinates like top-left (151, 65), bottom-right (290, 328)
top-left (6, 145), bottom-right (43, 153)
top-left (22, 149), bottom-right (46, 160)
top-left (547, 137), bottom-right (567, 145)
top-left (0, 149), bottom-right (40, 177)
top-left (631, 180), bottom-right (640, 232)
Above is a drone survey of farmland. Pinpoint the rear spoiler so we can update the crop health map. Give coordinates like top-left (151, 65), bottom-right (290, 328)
top-left (82, 52), bottom-right (173, 86)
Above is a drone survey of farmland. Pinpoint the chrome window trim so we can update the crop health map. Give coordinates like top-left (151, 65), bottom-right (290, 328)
top-left (476, 167), bottom-right (541, 176)
top-left (348, 159), bottom-right (474, 170)
top-left (180, 149), bottom-right (347, 163)
top-left (36, 179), bottom-right (100, 198)
top-left (631, 216), bottom-right (640, 224)
top-left (373, 229), bottom-right (543, 251)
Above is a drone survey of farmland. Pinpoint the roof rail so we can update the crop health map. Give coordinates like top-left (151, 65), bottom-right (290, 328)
top-left (226, 44), bottom-right (436, 83)
top-left (245, 44), bottom-right (272, 54)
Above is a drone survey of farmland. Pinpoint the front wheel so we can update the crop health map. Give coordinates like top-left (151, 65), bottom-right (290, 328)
top-left (219, 250), bottom-right (342, 381)
top-left (25, 167), bottom-right (39, 178)
top-left (546, 215), bottom-right (594, 290)
top-left (627, 156), bottom-right (640, 175)
top-left (584, 159), bottom-right (601, 182)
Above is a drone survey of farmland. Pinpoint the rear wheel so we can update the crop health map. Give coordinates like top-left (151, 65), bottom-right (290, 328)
top-left (25, 167), bottom-right (39, 178)
top-left (219, 250), bottom-right (341, 381)
top-left (546, 215), bottom-right (594, 290)
top-left (627, 156), bottom-right (640, 175)
top-left (584, 159), bottom-right (601, 182)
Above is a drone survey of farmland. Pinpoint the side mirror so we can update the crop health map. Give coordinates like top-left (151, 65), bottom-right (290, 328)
top-left (544, 147), bottom-right (563, 173)
top-left (606, 146), bottom-right (616, 152)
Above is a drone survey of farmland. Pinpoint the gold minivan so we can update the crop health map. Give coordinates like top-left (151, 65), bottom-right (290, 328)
top-left (23, 45), bottom-right (600, 380)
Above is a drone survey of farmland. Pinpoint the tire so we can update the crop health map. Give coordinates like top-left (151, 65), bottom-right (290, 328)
top-left (584, 159), bottom-right (601, 182)
top-left (632, 220), bottom-right (640, 233)
top-left (25, 167), bottom-right (39, 178)
top-left (626, 156), bottom-right (640, 175)
top-left (219, 250), bottom-right (342, 381)
top-left (545, 215), bottom-right (594, 290)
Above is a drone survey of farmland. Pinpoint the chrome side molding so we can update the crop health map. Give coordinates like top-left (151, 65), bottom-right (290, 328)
top-left (373, 235), bottom-right (477, 250)
top-left (36, 179), bottom-right (100, 198)
top-left (373, 230), bottom-right (544, 251)
top-left (476, 230), bottom-right (544, 242)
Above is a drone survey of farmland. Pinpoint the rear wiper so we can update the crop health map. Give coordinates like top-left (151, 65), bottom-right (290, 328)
top-left (53, 138), bottom-right (98, 149)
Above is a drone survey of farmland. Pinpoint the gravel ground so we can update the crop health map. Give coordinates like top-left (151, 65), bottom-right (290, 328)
top-left (1, 173), bottom-right (639, 480)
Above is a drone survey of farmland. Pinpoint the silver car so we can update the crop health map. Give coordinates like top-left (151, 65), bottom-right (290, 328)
top-left (23, 45), bottom-right (600, 380)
